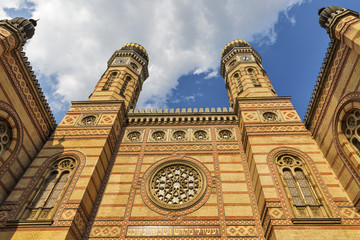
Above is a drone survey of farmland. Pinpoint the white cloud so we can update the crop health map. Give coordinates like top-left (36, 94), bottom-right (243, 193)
top-left (2, 0), bottom-right (304, 121)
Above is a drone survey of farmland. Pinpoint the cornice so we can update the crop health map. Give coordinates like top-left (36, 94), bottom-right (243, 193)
top-left (303, 40), bottom-right (337, 126)
top-left (126, 107), bottom-right (237, 125)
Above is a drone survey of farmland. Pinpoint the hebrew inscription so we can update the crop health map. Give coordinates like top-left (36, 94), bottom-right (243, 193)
top-left (126, 225), bottom-right (221, 237)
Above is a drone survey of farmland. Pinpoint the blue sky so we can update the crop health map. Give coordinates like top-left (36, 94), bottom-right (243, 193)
top-left (1, 1), bottom-right (359, 123)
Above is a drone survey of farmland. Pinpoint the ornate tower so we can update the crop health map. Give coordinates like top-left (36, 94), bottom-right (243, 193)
top-left (220, 40), bottom-right (345, 238)
top-left (89, 43), bottom-right (149, 111)
top-left (220, 40), bottom-right (276, 108)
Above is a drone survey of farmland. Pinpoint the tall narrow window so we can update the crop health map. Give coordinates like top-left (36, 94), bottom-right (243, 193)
top-left (120, 76), bottom-right (131, 96)
top-left (102, 72), bottom-right (117, 90)
top-left (233, 72), bottom-right (242, 93)
top-left (248, 68), bottom-right (260, 86)
top-left (342, 109), bottom-right (360, 156)
top-left (276, 154), bottom-right (326, 219)
top-left (22, 158), bottom-right (76, 220)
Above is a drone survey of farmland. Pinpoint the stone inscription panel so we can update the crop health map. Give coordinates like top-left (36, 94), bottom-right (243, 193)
top-left (126, 225), bottom-right (221, 237)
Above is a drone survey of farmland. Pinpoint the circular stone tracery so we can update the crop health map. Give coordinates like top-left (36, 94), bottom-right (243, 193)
top-left (0, 117), bottom-right (12, 157)
top-left (147, 161), bottom-right (206, 210)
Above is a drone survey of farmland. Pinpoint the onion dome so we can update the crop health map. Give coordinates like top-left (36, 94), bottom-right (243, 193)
top-left (8, 17), bottom-right (37, 41)
top-left (221, 40), bottom-right (250, 58)
top-left (120, 43), bottom-right (148, 62)
top-left (318, 6), bottom-right (341, 29)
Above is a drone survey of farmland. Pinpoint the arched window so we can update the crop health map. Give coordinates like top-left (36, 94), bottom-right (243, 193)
top-left (342, 109), bottom-right (360, 156)
top-left (247, 68), bottom-right (260, 86)
top-left (22, 158), bottom-right (76, 220)
top-left (102, 72), bottom-right (117, 90)
top-left (120, 76), bottom-right (131, 96)
top-left (233, 72), bottom-right (242, 93)
top-left (0, 117), bottom-right (12, 158)
top-left (276, 154), bottom-right (326, 218)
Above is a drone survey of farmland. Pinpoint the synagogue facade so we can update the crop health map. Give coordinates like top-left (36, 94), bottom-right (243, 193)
top-left (0, 6), bottom-right (360, 240)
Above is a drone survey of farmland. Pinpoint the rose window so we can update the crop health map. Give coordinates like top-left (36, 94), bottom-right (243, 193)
top-left (152, 131), bottom-right (165, 141)
top-left (128, 131), bottom-right (141, 141)
top-left (194, 130), bottom-right (207, 140)
top-left (277, 155), bottom-right (302, 168)
top-left (173, 131), bottom-right (186, 140)
top-left (219, 130), bottom-right (232, 140)
top-left (147, 161), bottom-right (206, 210)
top-left (342, 110), bottom-right (360, 154)
top-left (0, 118), bottom-right (12, 157)
top-left (263, 112), bottom-right (277, 121)
top-left (81, 115), bottom-right (96, 125)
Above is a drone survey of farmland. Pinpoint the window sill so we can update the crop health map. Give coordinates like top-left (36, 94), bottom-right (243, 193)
top-left (6, 219), bottom-right (53, 227)
top-left (291, 218), bottom-right (341, 224)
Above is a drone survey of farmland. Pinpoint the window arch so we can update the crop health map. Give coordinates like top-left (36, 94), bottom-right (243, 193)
top-left (21, 158), bottom-right (77, 220)
top-left (102, 71), bottom-right (117, 90)
top-left (333, 94), bottom-right (360, 183)
top-left (120, 76), bottom-right (131, 96)
top-left (232, 72), bottom-right (243, 93)
top-left (247, 68), bottom-right (261, 86)
top-left (342, 109), bottom-right (360, 156)
top-left (0, 117), bottom-right (12, 158)
top-left (276, 154), bottom-right (330, 219)
top-left (277, 155), bottom-right (318, 206)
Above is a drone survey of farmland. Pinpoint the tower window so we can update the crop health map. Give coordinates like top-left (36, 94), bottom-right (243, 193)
top-left (233, 72), bottom-right (243, 93)
top-left (102, 72), bottom-right (117, 90)
top-left (130, 62), bottom-right (138, 71)
top-left (229, 60), bottom-right (236, 68)
top-left (120, 76), bottom-right (131, 96)
top-left (248, 68), bottom-right (261, 87)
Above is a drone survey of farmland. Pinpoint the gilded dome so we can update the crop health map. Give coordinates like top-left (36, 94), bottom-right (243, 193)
top-left (221, 40), bottom-right (251, 58)
top-left (120, 43), bottom-right (148, 62)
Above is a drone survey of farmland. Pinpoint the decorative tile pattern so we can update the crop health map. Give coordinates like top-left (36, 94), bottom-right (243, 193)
top-left (60, 115), bottom-right (79, 126)
top-left (145, 144), bottom-right (212, 152)
top-left (242, 111), bottom-right (260, 122)
top-left (226, 225), bottom-right (257, 237)
top-left (90, 226), bottom-right (121, 237)
top-left (54, 129), bottom-right (111, 136)
top-left (268, 207), bottom-right (285, 219)
top-left (246, 125), bottom-right (307, 133)
top-left (340, 207), bottom-right (360, 219)
top-left (281, 110), bottom-right (300, 121)
top-left (99, 114), bottom-right (116, 125)
top-left (60, 209), bottom-right (76, 220)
